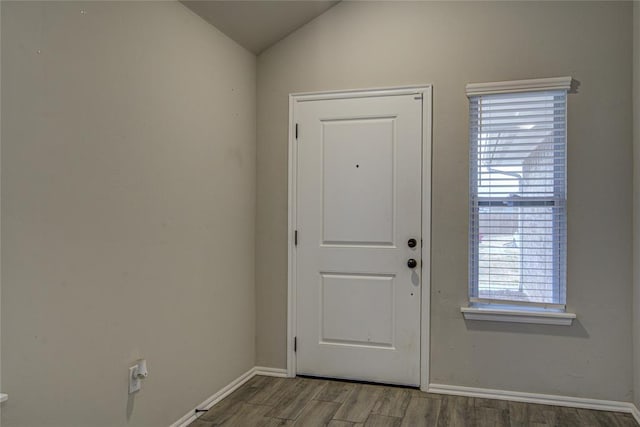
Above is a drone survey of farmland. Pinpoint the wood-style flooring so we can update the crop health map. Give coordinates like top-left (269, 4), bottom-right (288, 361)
top-left (189, 375), bottom-right (638, 427)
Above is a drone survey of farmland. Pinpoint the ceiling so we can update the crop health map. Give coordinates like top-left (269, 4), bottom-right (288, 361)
top-left (181, 1), bottom-right (339, 54)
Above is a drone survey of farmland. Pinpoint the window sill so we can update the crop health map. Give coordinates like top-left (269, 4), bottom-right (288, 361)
top-left (460, 305), bottom-right (576, 326)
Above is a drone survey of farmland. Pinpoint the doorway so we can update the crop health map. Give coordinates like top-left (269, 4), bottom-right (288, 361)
top-left (288, 86), bottom-right (432, 388)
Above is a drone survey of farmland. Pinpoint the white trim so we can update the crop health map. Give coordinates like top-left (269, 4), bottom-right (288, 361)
top-left (428, 383), bottom-right (636, 415)
top-left (287, 85), bottom-right (433, 388)
top-left (469, 297), bottom-right (565, 311)
top-left (253, 366), bottom-right (288, 378)
top-left (631, 404), bottom-right (640, 424)
top-left (291, 85), bottom-right (431, 102)
top-left (460, 306), bottom-right (576, 326)
top-left (287, 93), bottom-right (297, 378)
top-left (170, 368), bottom-right (256, 427)
top-left (420, 86), bottom-right (433, 392)
top-left (465, 76), bottom-right (573, 96)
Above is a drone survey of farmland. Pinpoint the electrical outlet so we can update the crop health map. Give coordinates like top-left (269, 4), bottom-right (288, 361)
top-left (129, 365), bottom-right (141, 394)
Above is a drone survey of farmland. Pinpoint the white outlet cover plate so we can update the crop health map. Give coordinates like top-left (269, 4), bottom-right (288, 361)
top-left (129, 366), bottom-right (141, 394)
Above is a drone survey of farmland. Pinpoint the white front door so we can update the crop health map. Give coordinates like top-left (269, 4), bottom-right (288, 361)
top-left (294, 91), bottom-right (424, 386)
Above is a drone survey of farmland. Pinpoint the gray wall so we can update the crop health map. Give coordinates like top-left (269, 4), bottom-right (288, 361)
top-left (256, 1), bottom-right (634, 401)
top-left (633, 0), bottom-right (640, 410)
top-left (1, 2), bottom-right (256, 426)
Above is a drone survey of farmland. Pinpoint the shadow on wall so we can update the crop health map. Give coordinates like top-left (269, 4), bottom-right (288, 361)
top-left (463, 319), bottom-right (589, 338)
top-left (127, 394), bottom-right (134, 421)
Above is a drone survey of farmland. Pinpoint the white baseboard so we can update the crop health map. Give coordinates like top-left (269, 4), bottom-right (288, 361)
top-left (170, 366), bottom-right (290, 427)
top-left (253, 366), bottom-right (289, 378)
top-left (429, 383), bottom-right (636, 415)
top-left (631, 404), bottom-right (640, 424)
top-left (170, 367), bottom-right (256, 427)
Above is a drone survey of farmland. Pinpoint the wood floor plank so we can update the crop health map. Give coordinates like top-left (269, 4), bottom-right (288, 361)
top-left (371, 387), bottom-right (412, 418)
top-left (475, 397), bottom-right (509, 411)
top-left (400, 397), bottom-right (441, 427)
top-left (333, 384), bottom-right (384, 423)
top-left (475, 397), bottom-right (509, 427)
top-left (249, 377), bottom-right (289, 405)
top-left (364, 414), bottom-right (401, 427)
top-left (435, 395), bottom-right (451, 427)
top-left (616, 412), bottom-right (640, 427)
top-left (414, 391), bottom-right (446, 400)
top-left (187, 419), bottom-right (214, 427)
top-left (292, 400), bottom-right (341, 426)
top-left (593, 409), bottom-right (625, 427)
top-left (258, 418), bottom-right (295, 427)
top-left (476, 407), bottom-right (508, 427)
top-left (575, 408), bottom-right (603, 426)
top-left (197, 395), bottom-right (245, 423)
top-left (262, 378), bottom-right (303, 407)
top-left (266, 378), bottom-right (328, 420)
top-left (219, 402), bottom-right (272, 427)
top-left (327, 420), bottom-right (363, 427)
top-left (225, 375), bottom-right (271, 402)
top-left (436, 395), bottom-right (476, 427)
top-left (526, 404), bottom-right (557, 426)
top-left (450, 395), bottom-right (477, 427)
top-left (315, 380), bottom-right (357, 403)
top-left (556, 406), bottom-right (582, 427)
top-left (575, 407), bottom-right (640, 427)
top-left (507, 401), bottom-right (528, 426)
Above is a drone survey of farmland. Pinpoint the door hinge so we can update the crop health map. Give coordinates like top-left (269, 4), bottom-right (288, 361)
top-left (294, 337), bottom-right (297, 352)
top-left (295, 123), bottom-right (299, 140)
top-left (294, 230), bottom-right (298, 246)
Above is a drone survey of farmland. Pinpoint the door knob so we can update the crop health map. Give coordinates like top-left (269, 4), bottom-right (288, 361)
top-left (407, 238), bottom-right (417, 248)
top-left (407, 259), bottom-right (417, 269)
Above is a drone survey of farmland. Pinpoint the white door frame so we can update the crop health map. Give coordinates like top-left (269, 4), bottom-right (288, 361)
top-left (287, 85), bottom-right (432, 391)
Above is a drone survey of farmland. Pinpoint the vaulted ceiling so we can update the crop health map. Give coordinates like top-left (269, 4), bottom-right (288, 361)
top-left (181, 1), bottom-right (339, 54)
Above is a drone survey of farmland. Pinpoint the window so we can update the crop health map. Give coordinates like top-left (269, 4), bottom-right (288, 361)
top-left (462, 77), bottom-right (576, 324)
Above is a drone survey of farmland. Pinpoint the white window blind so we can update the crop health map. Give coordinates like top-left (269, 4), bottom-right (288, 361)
top-left (468, 86), bottom-right (567, 308)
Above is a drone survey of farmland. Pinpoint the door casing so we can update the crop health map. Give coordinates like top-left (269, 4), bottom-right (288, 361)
top-left (287, 86), bottom-right (433, 391)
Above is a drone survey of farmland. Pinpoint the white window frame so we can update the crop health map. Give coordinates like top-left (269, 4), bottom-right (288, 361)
top-left (461, 77), bottom-right (576, 326)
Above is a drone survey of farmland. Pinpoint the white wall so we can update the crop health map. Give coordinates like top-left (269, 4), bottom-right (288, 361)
top-left (633, 0), bottom-right (640, 411)
top-left (1, 2), bottom-right (256, 426)
top-left (256, 1), bottom-right (634, 401)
